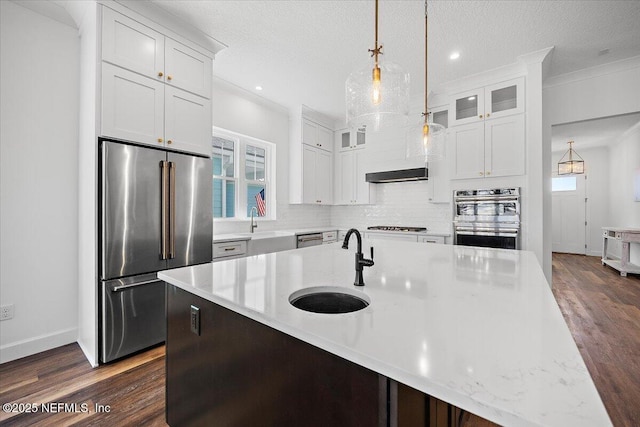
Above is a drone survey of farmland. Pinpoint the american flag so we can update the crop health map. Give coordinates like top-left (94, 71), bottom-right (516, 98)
top-left (255, 188), bottom-right (266, 216)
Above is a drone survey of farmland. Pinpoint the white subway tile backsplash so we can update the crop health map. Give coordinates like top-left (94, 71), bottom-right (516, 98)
top-left (213, 182), bottom-right (451, 236)
top-left (330, 181), bottom-right (452, 233)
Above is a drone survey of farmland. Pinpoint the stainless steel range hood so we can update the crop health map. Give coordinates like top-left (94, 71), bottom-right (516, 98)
top-left (365, 167), bottom-right (428, 183)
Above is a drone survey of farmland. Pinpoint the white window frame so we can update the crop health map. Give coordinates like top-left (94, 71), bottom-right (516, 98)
top-left (213, 127), bottom-right (277, 221)
top-left (212, 132), bottom-right (239, 219)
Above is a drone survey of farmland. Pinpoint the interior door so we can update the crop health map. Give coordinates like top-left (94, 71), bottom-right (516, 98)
top-left (101, 141), bottom-right (166, 279)
top-left (552, 174), bottom-right (586, 254)
top-left (166, 152), bottom-right (213, 269)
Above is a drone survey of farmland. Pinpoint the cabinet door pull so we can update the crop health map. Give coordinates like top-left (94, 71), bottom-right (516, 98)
top-left (479, 172), bottom-right (484, 176)
top-left (479, 114), bottom-right (483, 119)
top-left (224, 247), bottom-right (236, 252)
top-left (167, 75), bottom-right (173, 81)
top-left (486, 171), bottom-right (491, 175)
top-left (167, 140), bottom-right (173, 145)
top-left (486, 113), bottom-right (491, 117)
top-left (158, 71), bottom-right (164, 77)
top-left (158, 138), bottom-right (163, 143)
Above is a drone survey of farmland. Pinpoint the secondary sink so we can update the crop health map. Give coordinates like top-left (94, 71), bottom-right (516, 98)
top-left (289, 286), bottom-right (370, 314)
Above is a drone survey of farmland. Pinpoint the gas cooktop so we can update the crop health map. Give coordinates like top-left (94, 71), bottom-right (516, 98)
top-left (367, 226), bottom-right (427, 232)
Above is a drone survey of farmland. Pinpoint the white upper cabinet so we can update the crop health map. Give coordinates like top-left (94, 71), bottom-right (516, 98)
top-left (337, 126), bottom-right (367, 152)
top-left (100, 6), bottom-right (213, 156)
top-left (165, 38), bottom-right (212, 99)
top-left (451, 122), bottom-right (486, 179)
top-left (334, 150), bottom-right (374, 205)
top-left (102, 7), bottom-right (211, 99)
top-left (302, 145), bottom-right (332, 205)
top-left (302, 118), bottom-right (333, 152)
top-left (289, 107), bottom-right (334, 204)
top-left (102, 7), bottom-right (165, 81)
top-left (484, 114), bottom-right (525, 178)
top-left (102, 63), bottom-right (164, 146)
top-left (450, 77), bottom-right (524, 126)
top-left (164, 86), bottom-right (212, 156)
top-left (451, 114), bottom-right (525, 179)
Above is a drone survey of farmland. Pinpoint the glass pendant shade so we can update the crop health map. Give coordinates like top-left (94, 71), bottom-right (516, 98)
top-left (406, 115), bottom-right (446, 162)
top-left (558, 141), bottom-right (585, 175)
top-left (346, 57), bottom-right (410, 131)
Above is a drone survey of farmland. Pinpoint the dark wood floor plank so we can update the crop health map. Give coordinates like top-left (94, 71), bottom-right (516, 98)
top-left (552, 252), bottom-right (640, 427)
top-left (1, 253), bottom-right (638, 426)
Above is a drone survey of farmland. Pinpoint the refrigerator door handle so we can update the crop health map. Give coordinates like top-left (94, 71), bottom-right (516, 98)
top-left (169, 161), bottom-right (176, 259)
top-left (112, 279), bottom-right (161, 292)
top-left (161, 161), bottom-right (169, 260)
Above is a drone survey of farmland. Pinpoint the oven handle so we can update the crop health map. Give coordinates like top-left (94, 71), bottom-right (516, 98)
top-left (455, 199), bottom-right (519, 205)
top-left (454, 194), bottom-right (519, 201)
top-left (455, 230), bottom-right (519, 237)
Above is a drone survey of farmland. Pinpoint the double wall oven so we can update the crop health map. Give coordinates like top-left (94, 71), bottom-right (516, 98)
top-left (453, 188), bottom-right (520, 250)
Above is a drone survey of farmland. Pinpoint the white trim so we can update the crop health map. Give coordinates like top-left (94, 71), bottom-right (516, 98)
top-left (0, 328), bottom-right (78, 364)
top-left (544, 55), bottom-right (640, 88)
top-left (213, 127), bottom-right (277, 221)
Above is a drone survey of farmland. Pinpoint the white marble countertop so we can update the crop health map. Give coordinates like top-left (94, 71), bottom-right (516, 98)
top-left (159, 242), bottom-right (611, 427)
top-left (214, 227), bottom-right (450, 243)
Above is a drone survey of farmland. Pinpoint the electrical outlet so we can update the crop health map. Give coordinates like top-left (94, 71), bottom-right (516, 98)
top-left (0, 304), bottom-right (15, 321)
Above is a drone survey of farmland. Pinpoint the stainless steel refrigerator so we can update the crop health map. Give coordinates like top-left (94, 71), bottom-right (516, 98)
top-left (99, 139), bottom-right (212, 363)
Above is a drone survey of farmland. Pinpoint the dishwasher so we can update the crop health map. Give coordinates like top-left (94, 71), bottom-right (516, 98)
top-left (296, 233), bottom-right (324, 248)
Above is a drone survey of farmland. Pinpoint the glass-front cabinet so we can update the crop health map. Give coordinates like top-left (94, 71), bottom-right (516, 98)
top-left (449, 77), bottom-right (524, 126)
top-left (337, 126), bottom-right (367, 151)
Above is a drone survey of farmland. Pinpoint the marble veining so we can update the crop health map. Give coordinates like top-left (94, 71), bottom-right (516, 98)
top-left (159, 241), bottom-right (611, 427)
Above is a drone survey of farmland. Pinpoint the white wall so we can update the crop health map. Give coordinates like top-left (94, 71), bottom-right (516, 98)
top-left (607, 123), bottom-right (640, 265)
top-left (544, 56), bottom-right (640, 125)
top-left (210, 79), bottom-right (331, 234)
top-left (0, 1), bottom-right (79, 363)
top-left (551, 146), bottom-right (609, 256)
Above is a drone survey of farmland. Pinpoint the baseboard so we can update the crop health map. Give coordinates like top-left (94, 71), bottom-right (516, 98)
top-left (77, 337), bottom-right (99, 368)
top-left (0, 327), bottom-right (77, 364)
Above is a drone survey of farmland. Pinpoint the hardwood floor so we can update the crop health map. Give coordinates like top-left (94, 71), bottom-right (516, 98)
top-left (0, 253), bottom-right (637, 426)
top-left (552, 253), bottom-right (640, 427)
top-left (0, 344), bottom-right (167, 426)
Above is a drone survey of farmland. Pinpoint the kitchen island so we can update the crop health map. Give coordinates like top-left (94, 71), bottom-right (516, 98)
top-left (158, 241), bottom-right (611, 427)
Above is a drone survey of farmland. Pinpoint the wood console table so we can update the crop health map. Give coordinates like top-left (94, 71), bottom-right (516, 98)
top-left (602, 227), bottom-right (640, 277)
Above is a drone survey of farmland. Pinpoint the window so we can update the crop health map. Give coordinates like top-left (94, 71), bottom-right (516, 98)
top-left (552, 176), bottom-right (577, 192)
top-left (212, 128), bottom-right (276, 220)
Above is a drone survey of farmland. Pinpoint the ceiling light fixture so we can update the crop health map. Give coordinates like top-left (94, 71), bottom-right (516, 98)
top-left (255, 86), bottom-right (263, 91)
top-left (406, 0), bottom-right (445, 162)
top-left (558, 141), bottom-right (585, 175)
top-left (449, 51), bottom-right (460, 60)
top-left (345, 0), bottom-right (409, 131)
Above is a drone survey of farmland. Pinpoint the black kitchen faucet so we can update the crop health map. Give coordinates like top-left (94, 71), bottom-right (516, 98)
top-left (342, 229), bottom-right (374, 286)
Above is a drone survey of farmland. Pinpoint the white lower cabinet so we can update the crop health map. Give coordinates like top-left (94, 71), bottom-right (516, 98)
top-left (364, 232), bottom-right (418, 242)
top-left (451, 114), bottom-right (524, 179)
top-left (419, 236), bottom-right (445, 244)
top-left (335, 150), bottom-right (374, 205)
top-left (302, 145), bottom-right (332, 205)
top-left (212, 240), bottom-right (247, 261)
top-left (102, 63), bottom-right (211, 155)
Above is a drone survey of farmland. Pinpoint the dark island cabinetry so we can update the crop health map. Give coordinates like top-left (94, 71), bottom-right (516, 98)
top-left (166, 285), bottom-right (464, 427)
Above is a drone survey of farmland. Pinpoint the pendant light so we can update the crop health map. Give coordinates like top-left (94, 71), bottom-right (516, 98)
top-left (558, 141), bottom-right (585, 175)
top-left (345, 0), bottom-right (410, 131)
top-left (406, 0), bottom-right (445, 162)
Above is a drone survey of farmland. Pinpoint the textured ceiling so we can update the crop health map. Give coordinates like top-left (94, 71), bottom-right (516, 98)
top-left (149, 0), bottom-right (640, 120)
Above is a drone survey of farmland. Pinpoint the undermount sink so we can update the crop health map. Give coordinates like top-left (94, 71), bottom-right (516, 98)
top-left (289, 286), bottom-right (370, 314)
